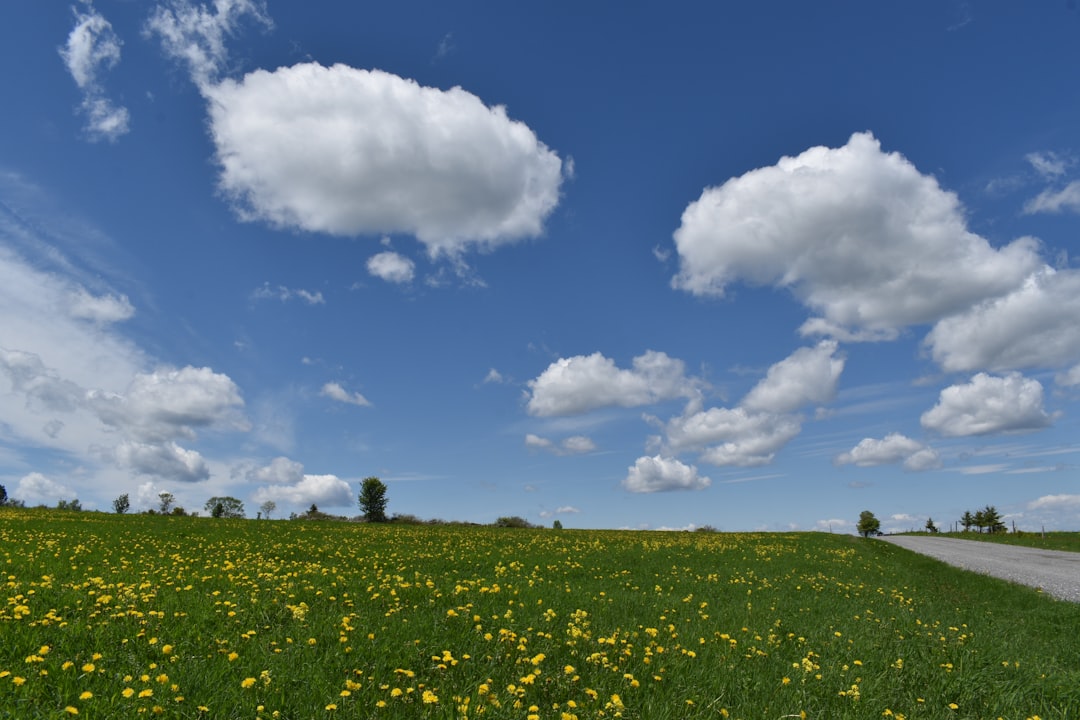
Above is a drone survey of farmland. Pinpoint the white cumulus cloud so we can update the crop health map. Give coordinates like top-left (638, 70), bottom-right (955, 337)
top-left (672, 132), bottom-right (1041, 338)
top-left (926, 268), bottom-right (1080, 373)
top-left (320, 382), bottom-right (372, 407)
top-left (112, 440), bottom-right (210, 484)
top-left (527, 350), bottom-right (699, 417)
top-left (367, 251), bottom-right (416, 284)
top-left (742, 340), bottom-right (844, 414)
top-left (623, 455), bottom-right (711, 493)
top-left (921, 373), bottom-right (1054, 437)
top-left (834, 433), bottom-right (940, 471)
top-left (246, 456), bottom-right (304, 485)
top-left (252, 473), bottom-right (353, 508)
top-left (14, 472), bottom-right (75, 505)
top-left (203, 62), bottom-right (564, 256)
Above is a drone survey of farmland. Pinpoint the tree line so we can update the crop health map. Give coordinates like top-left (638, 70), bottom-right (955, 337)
top-left (857, 504), bottom-right (1008, 538)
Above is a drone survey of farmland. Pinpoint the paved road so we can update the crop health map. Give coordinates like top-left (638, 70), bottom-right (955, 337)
top-left (879, 535), bottom-right (1080, 603)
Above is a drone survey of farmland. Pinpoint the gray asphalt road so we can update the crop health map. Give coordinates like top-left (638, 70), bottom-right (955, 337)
top-left (879, 535), bottom-right (1080, 603)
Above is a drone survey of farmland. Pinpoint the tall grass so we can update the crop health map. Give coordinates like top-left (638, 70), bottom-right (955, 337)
top-left (1, 508), bottom-right (1077, 719)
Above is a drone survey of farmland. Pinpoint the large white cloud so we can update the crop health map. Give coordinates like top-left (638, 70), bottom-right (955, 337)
top-left (623, 455), bottom-right (710, 493)
top-left (203, 63), bottom-right (564, 256)
top-left (14, 472), bottom-right (75, 506)
top-left (88, 366), bottom-right (246, 442)
top-left (926, 267), bottom-right (1080, 373)
top-left (527, 350), bottom-right (699, 417)
top-left (112, 440), bottom-right (210, 484)
top-left (834, 433), bottom-right (940, 471)
top-left (252, 473), bottom-right (353, 508)
top-left (667, 407), bottom-right (802, 467)
top-left (671, 132), bottom-right (1041, 338)
top-left (742, 340), bottom-right (844, 414)
top-left (920, 373), bottom-right (1053, 437)
top-left (59, 2), bottom-right (130, 141)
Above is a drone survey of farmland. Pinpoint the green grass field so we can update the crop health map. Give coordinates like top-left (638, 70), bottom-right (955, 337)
top-left (2, 509), bottom-right (1078, 720)
top-left (925, 531), bottom-right (1080, 554)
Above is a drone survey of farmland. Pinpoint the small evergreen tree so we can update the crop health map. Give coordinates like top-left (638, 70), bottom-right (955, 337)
top-left (856, 510), bottom-right (881, 538)
top-left (925, 517), bottom-right (939, 533)
top-left (112, 493), bottom-right (130, 514)
top-left (960, 510), bottom-right (974, 532)
top-left (552, 519), bottom-right (563, 530)
top-left (358, 477), bottom-right (388, 522)
top-left (981, 505), bottom-right (1006, 534)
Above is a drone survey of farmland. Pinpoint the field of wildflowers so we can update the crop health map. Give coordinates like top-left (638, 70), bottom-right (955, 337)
top-left (2, 508), bottom-right (1078, 719)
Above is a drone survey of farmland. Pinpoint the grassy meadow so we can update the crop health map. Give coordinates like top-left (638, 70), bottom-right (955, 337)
top-left (2, 509), bottom-right (1078, 720)
top-left (930, 531), bottom-right (1080, 554)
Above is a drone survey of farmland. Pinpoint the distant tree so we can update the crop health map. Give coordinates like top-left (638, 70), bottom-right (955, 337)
top-left (972, 508), bottom-right (987, 533)
top-left (981, 505), bottom-right (1006, 534)
top-left (494, 515), bottom-right (536, 529)
top-left (925, 517), bottom-right (939, 533)
top-left (112, 493), bottom-right (130, 514)
top-left (0, 484), bottom-right (7, 506)
top-left (552, 519), bottom-right (563, 530)
top-left (960, 510), bottom-right (975, 532)
top-left (259, 500), bottom-right (276, 519)
top-left (856, 510), bottom-right (881, 538)
top-left (358, 477), bottom-right (388, 523)
top-left (158, 492), bottom-right (176, 515)
top-left (56, 498), bottom-right (82, 512)
top-left (204, 496), bottom-right (245, 519)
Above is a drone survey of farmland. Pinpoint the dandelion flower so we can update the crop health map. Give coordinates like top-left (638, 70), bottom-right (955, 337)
top-left (79, 691), bottom-right (93, 700)
top-left (241, 678), bottom-right (257, 689)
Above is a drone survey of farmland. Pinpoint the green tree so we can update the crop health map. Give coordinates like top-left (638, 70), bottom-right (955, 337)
top-left (925, 517), bottom-right (939, 533)
top-left (112, 493), bottom-right (130, 514)
top-left (552, 519), bottom-right (563, 530)
top-left (856, 510), bottom-right (881, 538)
top-left (204, 496), bottom-right (245, 519)
top-left (56, 498), bottom-right (82, 512)
top-left (259, 500), bottom-right (276, 519)
top-left (358, 477), bottom-right (388, 522)
top-left (0, 484), bottom-right (7, 506)
top-left (960, 510), bottom-right (974, 532)
top-left (973, 508), bottom-right (987, 533)
top-left (981, 505), bottom-right (1006, 534)
top-left (158, 492), bottom-right (176, 515)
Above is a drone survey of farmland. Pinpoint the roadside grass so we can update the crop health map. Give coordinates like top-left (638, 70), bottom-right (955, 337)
top-left (2, 508), bottom-right (1078, 719)
top-left (922, 531), bottom-right (1080, 554)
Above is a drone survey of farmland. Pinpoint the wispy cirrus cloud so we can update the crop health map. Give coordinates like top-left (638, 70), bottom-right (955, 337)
top-left (59, 1), bottom-right (130, 141)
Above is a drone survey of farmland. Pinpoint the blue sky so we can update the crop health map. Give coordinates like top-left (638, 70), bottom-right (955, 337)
top-left (2, 1), bottom-right (1080, 532)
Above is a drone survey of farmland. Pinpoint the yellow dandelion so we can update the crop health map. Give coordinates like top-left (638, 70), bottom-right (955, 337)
top-left (81, 663), bottom-right (95, 673)
top-left (64, 707), bottom-right (78, 715)
top-left (241, 678), bottom-right (257, 689)
top-left (122, 688), bottom-right (135, 698)
top-left (324, 703), bottom-right (337, 711)
top-left (79, 691), bottom-right (93, 700)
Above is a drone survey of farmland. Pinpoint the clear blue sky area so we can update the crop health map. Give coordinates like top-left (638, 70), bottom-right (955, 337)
top-left (2, 1), bottom-right (1079, 531)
